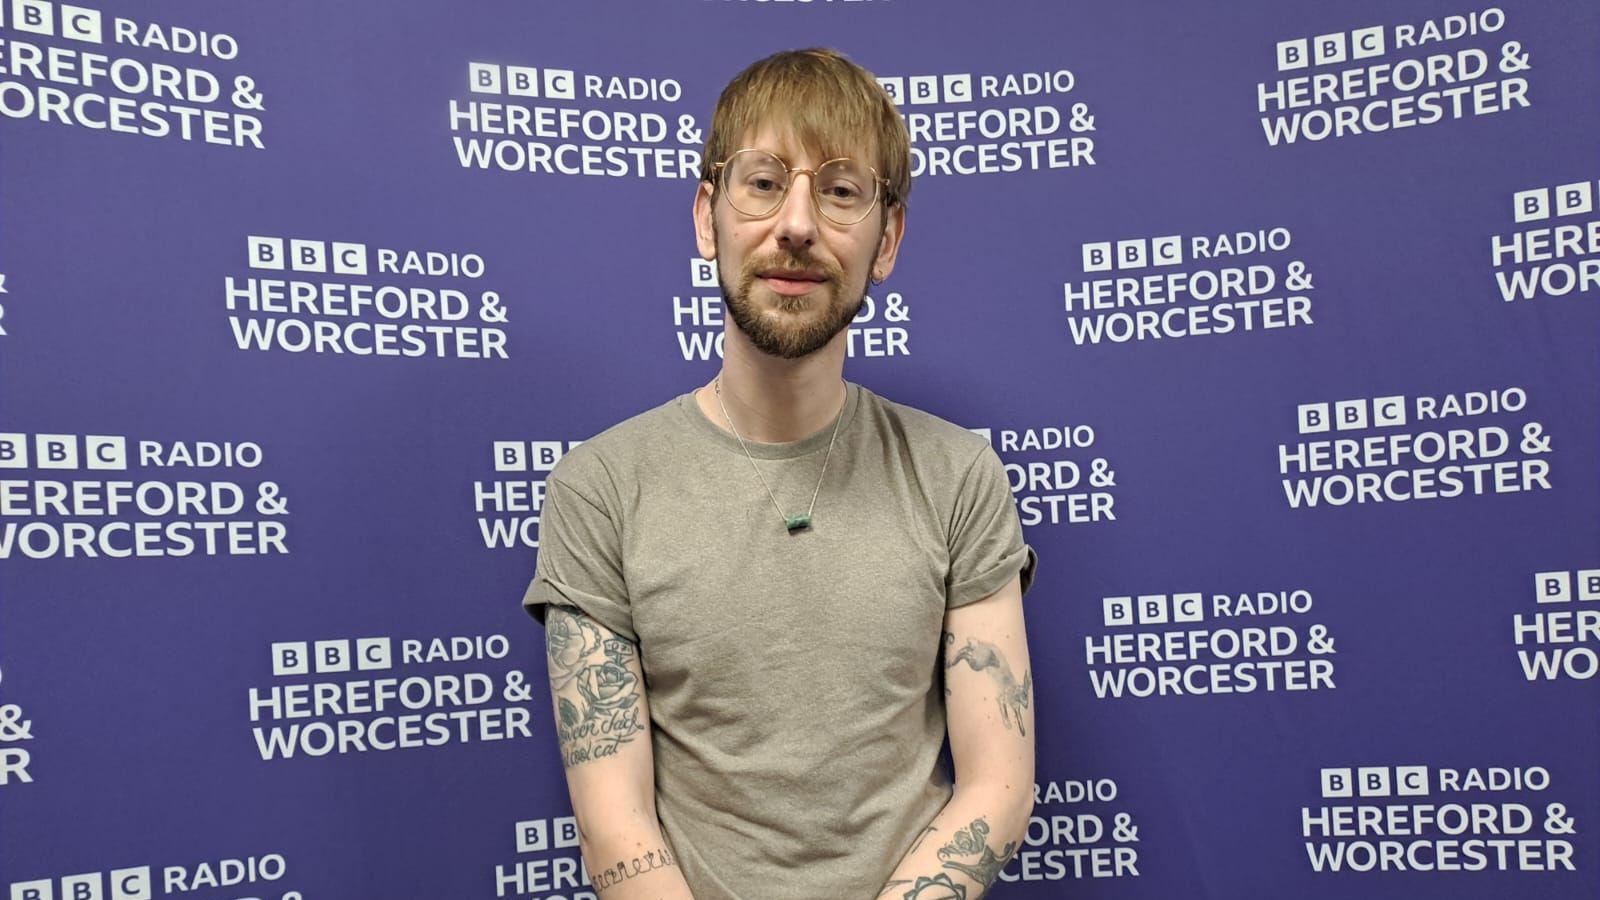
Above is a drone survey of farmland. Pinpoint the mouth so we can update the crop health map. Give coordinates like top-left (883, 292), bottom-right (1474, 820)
top-left (758, 269), bottom-right (829, 297)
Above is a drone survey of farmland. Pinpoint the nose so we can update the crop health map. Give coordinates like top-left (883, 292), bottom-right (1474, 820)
top-left (773, 171), bottom-right (819, 249)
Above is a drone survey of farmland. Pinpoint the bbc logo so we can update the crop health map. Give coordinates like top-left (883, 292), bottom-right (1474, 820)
top-left (271, 638), bottom-right (393, 676)
top-left (0, 433), bottom-right (127, 470)
top-left (9, 866), bottom-right (153, 900)
top-left (1276, 26), bottom-right (1385, 71)
top-left (1511, 180), bottom-right (1598, 223)
top-left (1533, 570), bottom-right (1600, 604)
top-left (493, 441), bottom-right (578, 473)
top-left (468, 62), bottom-right (575, 100)
top-left (1, 0), bottom-right (105, 44)
top-left (247, 235), bottom-right (368, 275)
top-left (516, 816), bottom-right (581, 852)
top-left (1103, 593), bottom-right (1204, 627)
top-left (875, 74), bottom-right (972, 106)
top-left (1321, 766), bottom-right (1429, 798)
top-left (1081, 236), bottom-right (1183, 273)
top-left (1296, 396), bottom-right (1407, 434)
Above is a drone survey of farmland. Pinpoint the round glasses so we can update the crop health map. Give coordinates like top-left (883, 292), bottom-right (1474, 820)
top-left (708, 148), bottom-right (894, 227)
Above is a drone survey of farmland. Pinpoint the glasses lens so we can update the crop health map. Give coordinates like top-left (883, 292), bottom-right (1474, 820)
top-left (724, 150), bottom-right (788, 217)
top-left (815, 159), bottom-right (878, 225)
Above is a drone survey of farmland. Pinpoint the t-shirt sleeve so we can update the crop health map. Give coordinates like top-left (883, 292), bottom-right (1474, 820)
top-left (521, 474), bottom-right (637, 643)
top-left (945, 443), bottom-right (1038, 609)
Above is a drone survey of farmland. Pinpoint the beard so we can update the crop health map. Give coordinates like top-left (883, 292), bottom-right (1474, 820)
top-left (715, 225), bottom-right (873, 360)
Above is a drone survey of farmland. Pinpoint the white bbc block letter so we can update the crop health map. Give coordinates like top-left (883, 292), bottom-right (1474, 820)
top-left (544, 68), bottom-right (575, 100)
top-left (691, 258), bottom-right (718, 287)
top-left (110, 865), bottom-right (152, 900)
top-left (1136, 594), bottom-right (1168, 625)
top-left (1333, 399), bottom-right (1367, 431)
top-left (11, 880), bottom-right (55, 900)
top-left (36, 434), bottom-right (78, 470)
top-left (1535, 570), bottom-right (1572, 604)
top-left (0, 432), bottom-right (27, 468)
top-left (493, 440), bottom-right (527, 472)
top-left (1115, 239), bottom-right (1147, 270)
top-left (315, 639), bottom-right (351, 673)
top-left (1298, 402), bottom-right (1330, 434)
top-left (469, 62), bottom-right (501, 94)
top-left (1578, 569), bottom-right (1600, 602)
top-left (357, 637), bottom-right (392, 671)
top-left (1351, 26), bottom-right (1385, 60)
top-left (289, 239), bottom-right (327, 273)
top-left (1396, 765), bottom-right (1428, 796)
top-left (1321, 767), bottom-right (1352, 798)
top-left (59, 5), bottom-right (102, 43)
top-left (84, 435), bottom-right (127, 470)
top-left (505, 65), bottom-right (539, 97)
top-left (876, 77), bottom-right (905, 106)
top-left (1082, 242), bottom-right (1112, 273)
top-left (1513, 188), bottom-right (1549, 223)
top-left (1554, 181), bottom-right (1594, 217)
top-left (1372, 395), bottom-right (1406, 428)
top-left (331, 241), bottom-right (368, 276)
top-left (941, 74), bottom-right (972, 103)
top-left (1312, 32), bottom-right (1347, 65)
top-left (1151, 235), bottom-right (1183, 267)
top-left (248, 235), bottom-right (285, 270)
top-left (61, 874), bottom-right (102, 900)
top-left (14, 0), bottom-right (54, 36)
top-left (1357, 766), bottom-right (1391, 797)
top-left (1103, 596), bottom-right (1133, 627)
top-left (516, 818), bottom-right (549, 852)
top-left (529, 441), bottom-right (564, 471)
top-left (272, 641), bottom-right (309, 676)
top-left (553, 815), bottom-right (581, 848)
top-left (1172, 592), bottom-right (1204, 623)
top-left (1276, 38), bottom-right (1308, 71)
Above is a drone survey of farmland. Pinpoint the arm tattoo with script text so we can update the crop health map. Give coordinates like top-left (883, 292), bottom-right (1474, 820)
top-left (944, 633), bottom-right (1032, 736)
top-left (589, 844), bottom-right (679, 893)
top-left (546, 606), bottom-right (644, 769)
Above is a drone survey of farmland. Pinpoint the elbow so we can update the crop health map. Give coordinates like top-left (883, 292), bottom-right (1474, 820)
top-left (956, 776), bottom-right (1036, 836)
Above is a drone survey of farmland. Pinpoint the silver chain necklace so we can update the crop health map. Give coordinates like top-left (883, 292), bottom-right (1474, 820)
top-left (712, 374), bottom-right (846, 533)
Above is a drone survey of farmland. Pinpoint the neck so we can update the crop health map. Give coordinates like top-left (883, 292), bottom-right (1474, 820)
top-left (698, 323), bottom-right (849, 443)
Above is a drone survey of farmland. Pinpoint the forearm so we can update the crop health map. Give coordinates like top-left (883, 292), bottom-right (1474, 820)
top-left (576, 809), bottom-right (696, 899)
top-left (877, 782), bottom-right (1033, 899)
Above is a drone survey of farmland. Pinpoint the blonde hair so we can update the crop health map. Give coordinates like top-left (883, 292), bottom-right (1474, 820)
top-left (700, 47), bottom-right (911, 215)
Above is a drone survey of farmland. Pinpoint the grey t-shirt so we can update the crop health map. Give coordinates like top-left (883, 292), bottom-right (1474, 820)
top-left (522, 380), bottom-right (1037, 900)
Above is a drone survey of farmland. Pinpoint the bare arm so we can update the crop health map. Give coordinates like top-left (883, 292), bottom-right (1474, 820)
top-left (545, 604), bottom-right (695, 899)
top-left (877, 574), bottom-right (1036, 899)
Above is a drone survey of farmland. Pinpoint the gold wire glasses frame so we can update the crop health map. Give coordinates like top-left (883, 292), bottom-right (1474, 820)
top-left (707, 148), bottom-right (898, 227)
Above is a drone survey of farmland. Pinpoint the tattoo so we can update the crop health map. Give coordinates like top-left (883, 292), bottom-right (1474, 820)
top-left (908, 825), bottom-right (937, 856)
top-left (944, 637), bottom-right (1032, 736)
top-left (898, 874), bottom-right (966, 899)
top-left (589, 844), bottom-right (678, 893)
top-left (937, 818), bottom-right (990, 860)
top-left (938, 817), bottom-right (1018, 893)
top-left (546, 607), bottom-right (645, 768)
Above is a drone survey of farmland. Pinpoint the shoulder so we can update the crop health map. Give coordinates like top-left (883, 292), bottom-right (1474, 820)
top-left (856, 384), bottom-right (994, 478)
top-left (545, 393), bottom-right (681, 506)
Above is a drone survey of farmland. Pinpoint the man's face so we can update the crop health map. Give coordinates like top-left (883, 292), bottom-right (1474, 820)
top-left (694, 124), bottom-right (905, 360)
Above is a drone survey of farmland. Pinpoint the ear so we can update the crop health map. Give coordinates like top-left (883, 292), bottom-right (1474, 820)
top-left (693, 180), bottom-right (717, 261)
top-left (870, 202), bottom-right (907, 281)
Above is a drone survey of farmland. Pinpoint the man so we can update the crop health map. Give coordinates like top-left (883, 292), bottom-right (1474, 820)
top-left (523, 47), bottom-right (1038, 900)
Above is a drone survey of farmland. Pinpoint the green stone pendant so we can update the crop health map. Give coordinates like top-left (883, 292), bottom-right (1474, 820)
top-left (785, 514), bottom-right (812, 532)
